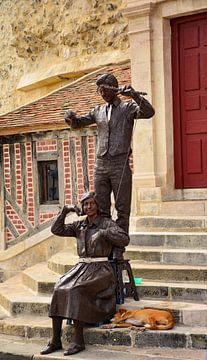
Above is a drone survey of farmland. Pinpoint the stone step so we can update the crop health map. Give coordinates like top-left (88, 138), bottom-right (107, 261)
top-left (21, 261), bottom-right (207, 304)
top-left (0, 315), bottom-right (52, 339)
top-left (21, 261), bottom-right (207, 303)
top-left (131, 262), bottom-right (207, 282)
top-left (22, 263), bottom-right (59, 294)
top-left (122, 299), bottom-right (207, 327)
top-left (82, 324), bottom-right (207, 351)
top-left (159, 200), bottom-right (207, 217)
top-left (129, 232), bottom-right (207, 248)
top-left (0, 334), bottom-right (42, 360)
top-left (0, 275), bottom-right (51, 316)
top-left (125, 246), bottom-right (207, 265)
top-left (1, 265), bottom-right (207, 327)
top-left (132, 216), bottom-right (207, 232)
top-left (0, 315), bottom-right (207, 352)
top-left (138, 280), bottom-right (207, 303)
top-left (48, 252), bottom-right (207, 282)
top-left (0, 334), bottom-right (206, 360)
top-left (48, 252), bottom-right (77, 275)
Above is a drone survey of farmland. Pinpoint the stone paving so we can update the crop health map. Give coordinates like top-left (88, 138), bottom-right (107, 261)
top-left (0, 334), bottom-right (206, 360)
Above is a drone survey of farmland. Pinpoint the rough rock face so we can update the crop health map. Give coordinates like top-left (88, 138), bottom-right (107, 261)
top-left (0, 0), bottom-right (129, 114)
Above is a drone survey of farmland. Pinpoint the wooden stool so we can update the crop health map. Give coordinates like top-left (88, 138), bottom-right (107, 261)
top-left (110, 259), bottom-right (139, 305)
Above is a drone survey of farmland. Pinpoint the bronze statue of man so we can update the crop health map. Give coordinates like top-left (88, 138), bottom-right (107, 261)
top-left (64, 73), bottom-right (155, 259)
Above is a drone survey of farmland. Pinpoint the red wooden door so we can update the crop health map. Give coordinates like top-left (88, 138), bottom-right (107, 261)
top-left (171, 13), bottom-right (207, 188)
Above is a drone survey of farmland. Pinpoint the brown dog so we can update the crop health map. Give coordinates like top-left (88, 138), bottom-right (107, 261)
top-left (102, 308), bottom-right (174, 330)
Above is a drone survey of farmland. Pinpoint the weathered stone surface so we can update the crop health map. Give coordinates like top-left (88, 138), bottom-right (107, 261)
top-left (0, 0), bottom-right (129, 114)
top-left (162, 252), bottom-right (207, 266)
top-left (0, 333), bottom-right (206, 360)
top-left (136, 217), bottom-right (205, 231)
top-left (126, 246), bottom-right (207, 266)
top-left (135, 331), bottom-right (187, 348)
top-left (125, 249), bottom-right (161, 262)
top-left (139, 285), bottom-right (169, 299)
top-left (166, 234), bottom-right (207, 248)
top-left (171, 287), bottom-right (207, 303)
top-left (129, 233), bottom-right (165, 247)
top-left (182, 309), bottom-right (207, 327)
top-left (11, 301), bottom-right (50, 316)
top-left (84, 327), bottom-right (132, 347)
top-left (22, 263), bottom-right (58, 293)
top-left (132, 266), bottom-right (207, 282)
top-left (130, 233), bottom-right (207, 248)
top-left (47, 252), bottom-right (78, 275)
top-left (191, 333), bottom-right (207, 350)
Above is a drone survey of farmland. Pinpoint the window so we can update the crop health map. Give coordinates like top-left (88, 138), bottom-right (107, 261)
top-left (38, 160), bottom-right (59, 204)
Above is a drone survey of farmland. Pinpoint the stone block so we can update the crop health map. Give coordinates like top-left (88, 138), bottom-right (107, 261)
top-left (191, 334), bottom-right (207, 350)
top-left (183, 189), bottom-right (207, 200)
top-left (139, 285), bottom-right (169, 300)
top-left (22, 264), bottom-right (57, 294)
top-left (38, 282), bottom-right (55, 294)
top-left (171, 287), bottom-right (207, 304)
top-left (0, 322), bottom-right (26, 337)
top-left (160, 201), bottom-right (205, 216)
top-left (166, 234), bottom-right (207, 249)
top-left (26, 326), bottom-right (52, 340)
top-left (125, 249), bottom-right (161, 262)
top-left (139, 203), bottom-right (160, 216)
top-left (136, 217), bottom-right (205, 231)
top-left (129, 234), bottom-right (165, 246)
top-left (138, 187), bottom-right (162, 202)
top-left (163, 252), bottom-right (207, 266)
top-left (134, 331), bottom-right (187, 348)
top-left (182, 310), bottom-right (207, 327)
top-left (11, 302), bottom-right (50, 316)
top-left (132, 268), bottom-right (207, 282)
top-left (84, 328), bottom-right (131, 347)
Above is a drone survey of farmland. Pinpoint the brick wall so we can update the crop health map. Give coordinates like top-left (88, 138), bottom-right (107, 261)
top-left (36, 139), bottom-right (57, 152)
top-left (3, 145), bottom-right (11, 194)
top-left (15, 143), bottom-right (23, 208)
top-left (63, 139), bottom-right (72, 205)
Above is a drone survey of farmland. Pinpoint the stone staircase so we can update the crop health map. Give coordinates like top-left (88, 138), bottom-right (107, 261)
top-left (0, 231), bottom-right (206, 358)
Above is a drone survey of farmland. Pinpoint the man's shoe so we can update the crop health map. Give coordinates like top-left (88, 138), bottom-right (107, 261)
top-left (63, 343), bottom-right (85, 356)
top-left (40, 341), bottom-right (62, 355)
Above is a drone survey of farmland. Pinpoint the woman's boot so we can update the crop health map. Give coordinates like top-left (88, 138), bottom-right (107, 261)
top-left (40, 316), bottom-right (63, 354)
top-left (64, 319), bottom-right (85, 356)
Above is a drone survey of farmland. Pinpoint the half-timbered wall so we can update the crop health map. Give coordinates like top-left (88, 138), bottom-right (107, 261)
top-left (0, 128), bottom-right (96, 247)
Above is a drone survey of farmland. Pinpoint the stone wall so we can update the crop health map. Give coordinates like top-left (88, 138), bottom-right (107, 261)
top-left (0, 0), bottom-right (129, 114)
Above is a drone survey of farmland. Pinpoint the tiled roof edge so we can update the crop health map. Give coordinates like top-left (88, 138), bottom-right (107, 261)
top-left (0, 61), bottom-right (130, 118)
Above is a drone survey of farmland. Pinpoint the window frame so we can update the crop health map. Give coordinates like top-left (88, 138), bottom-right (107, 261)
top-left (38, 159), bottom-right (59, 205)
top-left (34, 151), bottom-right (64, 213)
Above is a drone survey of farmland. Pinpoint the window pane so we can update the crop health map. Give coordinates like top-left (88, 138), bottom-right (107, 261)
top-left (38, 160), bottom-right (59, 204)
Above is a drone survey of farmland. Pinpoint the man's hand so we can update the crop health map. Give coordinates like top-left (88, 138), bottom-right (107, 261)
top-left (61, 205), bottom-right (82, 216)
top-left (119, 85), bottom-right (137, 98)
top-left (64, 110), bottom-right (77, 125)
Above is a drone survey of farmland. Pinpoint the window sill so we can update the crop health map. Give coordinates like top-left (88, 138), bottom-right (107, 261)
top-left (39, 204), bottom-right (61, 213)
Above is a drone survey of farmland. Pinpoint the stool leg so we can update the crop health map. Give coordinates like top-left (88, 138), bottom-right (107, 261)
top-left (111, 261), bottom-right (125, 305)
top-left (125, 262), bottom-right (139, 301)
top-left (116, 264), bottom-right (125, 305)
